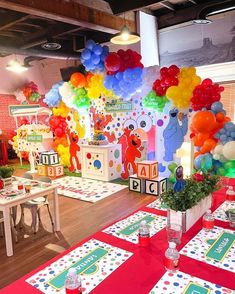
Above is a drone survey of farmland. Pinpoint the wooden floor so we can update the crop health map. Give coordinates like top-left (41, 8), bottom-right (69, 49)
top-left (0, 168), bottom-right (155, 289)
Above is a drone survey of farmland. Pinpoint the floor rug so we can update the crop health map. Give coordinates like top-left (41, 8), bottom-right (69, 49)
top-left (103, 210), bottom-right (166, 244)
top-left (53, 176), bottom-right (126, 203)
top-left (150, 271), bottom-right (233, 294)
top-left (26, 238), bottom-right (133, 294)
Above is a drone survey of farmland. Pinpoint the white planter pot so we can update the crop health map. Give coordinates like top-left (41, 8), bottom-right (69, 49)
top-left (167, 194), bottom-right (212, 233)
top-left (2, 177), bottom-right (13, 186)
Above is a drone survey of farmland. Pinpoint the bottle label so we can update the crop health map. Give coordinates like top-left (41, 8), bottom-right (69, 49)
top-left (202, 219), bottom-right (214, 229)
top-left (65, 287), bottom-right (82, 294)
top-left (164, 256), bottom-right (179, 271)
top-left (226, 194), bottom-right (235, 201)
top-left (138, 233), bottom-right (150, 246)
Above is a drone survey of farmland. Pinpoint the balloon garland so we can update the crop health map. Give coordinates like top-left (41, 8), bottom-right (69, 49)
top-left (43, 40), bottom-right (235, 177)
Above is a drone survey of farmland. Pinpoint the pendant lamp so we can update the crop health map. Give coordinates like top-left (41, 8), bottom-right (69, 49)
top-left (110, 24), bottom-right (140, 45)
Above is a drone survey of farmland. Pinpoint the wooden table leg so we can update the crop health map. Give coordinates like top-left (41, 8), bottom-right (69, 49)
top-left (3, 207), bottom-right (13, 256)
top-left (52, 189), bottom-right (60, 231)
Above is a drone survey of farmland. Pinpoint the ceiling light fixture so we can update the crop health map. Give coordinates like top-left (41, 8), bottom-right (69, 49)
top-left (110, 24), bottom-right (140, 45)
top-left (41, 37), bottom-right (61, 50)
top-left (192, 18), bottom-right (212, 24)
top-left (5, 59), bottom-right (29, 73)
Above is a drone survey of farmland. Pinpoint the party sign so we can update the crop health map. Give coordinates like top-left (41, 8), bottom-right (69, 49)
top-left (149, 271), bottom-right (233, 294)
top-left (103, 211), bottom-right (166, 243)
top-left (205, 232), bottom-right (235, 262)
top-left (48, 247), bottom-right (108, 290)
top-left (180, 226), bottom-right (235, 273)
top-left (26, 239), bottom-right (132, 294)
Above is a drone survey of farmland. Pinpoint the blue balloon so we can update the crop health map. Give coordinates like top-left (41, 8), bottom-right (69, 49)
top-left (91, 53), bottom-right (100, 65)
top-left (93, 44), bottom-right (102, 55)
top-left (86, 39), bottom-right (96, 50)
top-left (115, 72), bottom-right (123, 80)
top-left (220, 128), bottom-right (226, 134)
top-left (211, 101), bottom-right (223, 113)
top-left (231, 132), bottom-right (235, 138)
top-left (103, 45), bottom-right (109, 53)
top-left (220, 134), bottom-right (227, 141)
top-left (194, 153), bottom-right (212, 171)
top-left (225, 122), bottom-right (235, 132)
top-left (44, 82), bottom-right (63, 107)
top-left (81, 48), bottom-right (91, 60)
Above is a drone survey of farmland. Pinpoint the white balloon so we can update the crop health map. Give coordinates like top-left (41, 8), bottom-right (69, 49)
top-left (222, 141), bottom-right (235, 160)
top-left (213, 154), bottom-right (220, 160)
top-left (214, 144), bottom-right (223, 155)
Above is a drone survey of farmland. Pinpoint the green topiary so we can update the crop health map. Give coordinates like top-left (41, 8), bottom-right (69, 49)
top-left (160, 174), bottom-right (220, 212)
top-left (0, 166), bottom-right (14, 178)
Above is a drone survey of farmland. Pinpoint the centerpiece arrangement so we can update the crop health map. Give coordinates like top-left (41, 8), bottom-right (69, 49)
top-left (160, 172), bottom-right (220, 232)
top-left (0, 166), bottom-right (14, 188)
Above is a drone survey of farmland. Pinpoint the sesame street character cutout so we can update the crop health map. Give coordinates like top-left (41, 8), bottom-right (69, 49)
top-left (163, 109), bottom-right (188, 161)
top-left (66, 128), bottom-right (81, 172)
top-left (118, 114), bottom-right (155, 162)
top-left (90, 106), bottom-right (115, 143)
top-left (121, 127), bottom-right (143, 179)
top-left (173, 165), bottom-right (186, 192)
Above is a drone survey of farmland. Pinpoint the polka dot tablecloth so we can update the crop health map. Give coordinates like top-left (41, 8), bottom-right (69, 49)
top-left (26, 239), bottom-right (133, 294)
top-left (53, 176), bottom-right (126, 203)
top-left (103, 210), bottom-right (166, 244)
top-left (147, 199), bottom-right (168, 211)
top-left (180, 226), bottom-right (235, 273)
top-left (149, 271), bottom-right (234, 294)
top-left (213, 201), bottom-right (235, 222)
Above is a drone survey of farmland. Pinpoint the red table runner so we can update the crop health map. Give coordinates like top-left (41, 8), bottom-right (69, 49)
top-left (2, 178), bottom-right (235, 293)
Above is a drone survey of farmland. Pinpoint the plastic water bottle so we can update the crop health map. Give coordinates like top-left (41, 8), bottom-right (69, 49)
top-left (65, 268), bottom-right (82, 294)
top-left (164, 242), bottom-right (180, 272)
top-left (226, 186), bottom-right (235, 202)
top-left (202, 210), bottom-right (215, 231)
top-left (138, 220), bottom-right (150, 246)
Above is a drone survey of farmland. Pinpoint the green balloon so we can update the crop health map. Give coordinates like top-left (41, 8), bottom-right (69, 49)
top-left (168, 162), bottom-right (178, 173)
top-left (216, 167), bottom-right (226, 176)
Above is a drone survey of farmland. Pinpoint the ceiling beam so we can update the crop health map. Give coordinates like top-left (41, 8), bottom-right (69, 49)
top-left (0, 0), bottom-right (136, 34)
top-left (0, 14), bottom-right (29, 31)
top-left (106, 0), bottom-right (163, 14)
top-left (156, 0), bottom-right (225, 29)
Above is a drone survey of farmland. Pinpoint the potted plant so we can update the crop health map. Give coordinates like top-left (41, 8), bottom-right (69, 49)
top-left (0, 166), bottom-right (14, 186)
top-left (160, 173), bottom-right (220, 232)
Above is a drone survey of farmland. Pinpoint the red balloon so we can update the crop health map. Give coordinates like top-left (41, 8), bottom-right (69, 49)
top-left (105, 53), bottom-right (121, 72)
top-left (168, 65), bottom-right (180, 76)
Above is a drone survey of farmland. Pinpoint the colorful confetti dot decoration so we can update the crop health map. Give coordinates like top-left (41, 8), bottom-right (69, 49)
top-left (149, 271), bottom-right (234, 294)
top-left (26, 239), bottom-right (133, 294)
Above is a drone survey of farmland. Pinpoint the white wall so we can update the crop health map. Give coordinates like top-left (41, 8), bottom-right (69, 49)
top-left (138, 11), bottom-right (159, 67)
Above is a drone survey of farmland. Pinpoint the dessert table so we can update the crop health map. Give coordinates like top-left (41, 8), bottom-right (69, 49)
top-left (0, 177), bottom-right (60, 257)
top-left (1, 179), bottom-right (235, 293)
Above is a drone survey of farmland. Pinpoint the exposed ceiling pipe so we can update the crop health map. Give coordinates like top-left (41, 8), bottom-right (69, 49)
top-left (198, 0), bottom-right (235, 19)
top-left (0, 45), bottom-right (80, 60)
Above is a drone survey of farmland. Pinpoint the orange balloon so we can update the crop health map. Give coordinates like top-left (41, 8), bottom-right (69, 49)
top-left (53, 136), bottom-right (68, 150)
top-left (192, 111), bottom-right (216, 133)
top-left (86, 72), bottom-right (94, 85)
top-left (193, 133), bottom-right (210, 147)
top-left (200, 138), bottom-right (217, 154)
top-left (70, 72), bottom-right (86, 88)
top-left (215, 112), bottom-right (225, 122)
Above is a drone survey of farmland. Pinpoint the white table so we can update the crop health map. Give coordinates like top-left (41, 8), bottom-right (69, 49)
top-left (0, 179), bottom-right (60, 256)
